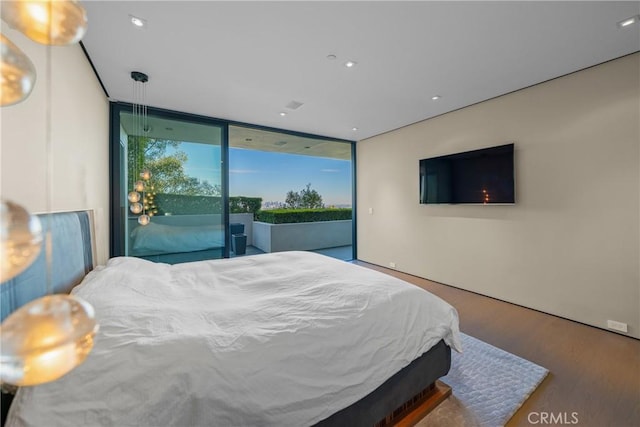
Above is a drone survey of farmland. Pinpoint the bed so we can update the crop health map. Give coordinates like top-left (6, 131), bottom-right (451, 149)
top-left (2, 211), bottom-right (461, 427)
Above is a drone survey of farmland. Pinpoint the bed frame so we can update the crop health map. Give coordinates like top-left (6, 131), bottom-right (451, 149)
top-left (1, 210), bottom-right (452, 426)
top-left (381, 381), bottom-right (451, 427)
top-left (316, 339), bottom-right (452, 426)
top-left (1, 210), bottom-right (95, 427)
top-left (0, 210), bottom-right (95, 322)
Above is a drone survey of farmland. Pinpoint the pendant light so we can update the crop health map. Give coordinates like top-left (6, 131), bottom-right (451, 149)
top-left (0, 34), bottom-right (37, 107)
top-left (128, 71), bottom-right (157, 226)
top-left (0, 0), bottom-right (98, 387)
top-left (0, 294), bottom-right (97, 386)
top-left (0, 200), bottom-right (42, 282)
top-left (1, 0), bottom-right (87, 106)
top-left (0, 0), bottom-right (88, 46)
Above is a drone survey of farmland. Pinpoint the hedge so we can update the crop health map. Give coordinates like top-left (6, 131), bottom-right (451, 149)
top-left (229, 196), bottom-right (262, 214)
top-left (255, 208), bottom-right (352, 224)
top-left (155, 194), bottom-right (262, 215)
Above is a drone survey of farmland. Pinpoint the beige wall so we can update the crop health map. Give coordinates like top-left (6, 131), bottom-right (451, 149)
top-left (1, 27), bottom-right (109, 264)
top-left (357, 54), bottom-right (640, 338)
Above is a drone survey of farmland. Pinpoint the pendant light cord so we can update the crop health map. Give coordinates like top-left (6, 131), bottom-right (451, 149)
top-left (45, 2), bottom-right (53, 296)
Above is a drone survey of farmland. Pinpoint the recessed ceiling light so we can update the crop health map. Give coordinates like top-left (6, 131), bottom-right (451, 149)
top-left (130, 15), bottom-right (147, 28)
top-left (344, 61), bottom-right (357, 68)
top-left (431, 95), bottom-right (441, 100)
top-left (617, 15), bottom-right (639, 28)
top-left (352, 127), bottom-right (358, 131)
top-left (327, 54), bottom-right (337, 60)
top-left (279, 112), bottom-right (287, 116)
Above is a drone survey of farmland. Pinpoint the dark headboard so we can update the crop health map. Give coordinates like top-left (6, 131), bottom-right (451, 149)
top-left (0, 210), bottom-right (95, 322)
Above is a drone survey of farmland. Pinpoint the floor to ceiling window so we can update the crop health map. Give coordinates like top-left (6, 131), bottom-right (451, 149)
top-left (110, 104), bottom-right (355, 263)
top-left (229, 125), bottom-right (354, 260)
top-left (111, 104), bottom-right (227, 263)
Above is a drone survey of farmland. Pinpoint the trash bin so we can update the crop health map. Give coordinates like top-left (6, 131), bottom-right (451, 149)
top-left (230, 223), bottom-right (247, 255)
top-left (232, 234), bottom-right (247, 255)
top-left (230, 223), bottom-right (244, 236)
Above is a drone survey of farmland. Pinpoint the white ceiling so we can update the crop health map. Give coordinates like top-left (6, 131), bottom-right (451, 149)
top-left (81, 1), bottom-right (640, 142)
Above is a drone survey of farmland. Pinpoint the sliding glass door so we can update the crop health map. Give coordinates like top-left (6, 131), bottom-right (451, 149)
top-left (229, 125), bottom-right (354, 260)
top-left (111, 104), bottom-right (227, 263)
top-left (110, 103), bottom-right (356, 263)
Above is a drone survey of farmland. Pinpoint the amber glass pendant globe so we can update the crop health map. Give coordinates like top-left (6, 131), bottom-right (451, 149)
top-left (138, 214), bottom-right (150, 226)
top-left (0, 34), bottom-right (37, 107)
top-left (140, 169), bottom-right (152, 180)
top-left (0, 294), bottom-right (98, 386)
top-left (0, 199), bottom-right (42, 282)
top-left (127, 191), bottom-right (140, 203)
top-left (0, 0), bottom-right (88, 46)
top-left (129, 202), bottom-right (143, 214)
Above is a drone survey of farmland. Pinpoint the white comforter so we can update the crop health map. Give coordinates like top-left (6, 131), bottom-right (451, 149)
top-left (7, 251), bottom-right (461, 427)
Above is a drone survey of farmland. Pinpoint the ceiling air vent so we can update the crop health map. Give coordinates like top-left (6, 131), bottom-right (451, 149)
top-left (285, 100), bottom-right (304, 110)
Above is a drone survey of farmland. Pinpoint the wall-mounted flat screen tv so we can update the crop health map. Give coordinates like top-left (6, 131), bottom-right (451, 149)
top-left (419, 143), bottom-right (515, 204)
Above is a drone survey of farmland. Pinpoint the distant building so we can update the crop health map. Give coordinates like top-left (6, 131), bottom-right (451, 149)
top-left (262, 201), bottom-right (286, 210)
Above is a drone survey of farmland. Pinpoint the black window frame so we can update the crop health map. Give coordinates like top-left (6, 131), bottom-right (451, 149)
top-left (109, 102), bottom-right (357, 260)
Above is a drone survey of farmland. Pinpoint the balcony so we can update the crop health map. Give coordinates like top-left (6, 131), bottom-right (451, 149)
top-left (229, 213), bottom-right (353, 261)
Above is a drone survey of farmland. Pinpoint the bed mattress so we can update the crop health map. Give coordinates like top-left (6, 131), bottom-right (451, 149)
top-left (7, 251), bottom-right (461, 426)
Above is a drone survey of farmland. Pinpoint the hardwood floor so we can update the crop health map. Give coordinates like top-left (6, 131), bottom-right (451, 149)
top-left (354, 261), bottom-right (640, 427)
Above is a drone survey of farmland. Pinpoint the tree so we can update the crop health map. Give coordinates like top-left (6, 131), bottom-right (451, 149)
top-left (285, 183), bottom-right (324, 209)
top-left (285, 190), bottom-right (302, 209)
top-left (300, 183), bottom-right (323, 208)
top-left (128, 136), bottom-right (221, 196)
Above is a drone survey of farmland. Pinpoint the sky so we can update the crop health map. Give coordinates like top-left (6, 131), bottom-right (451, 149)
top-left (169, 143), bottom-right (353, 207)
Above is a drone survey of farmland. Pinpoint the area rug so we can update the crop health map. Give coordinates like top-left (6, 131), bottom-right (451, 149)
top-left (417, 333), bottom-right (549, 427)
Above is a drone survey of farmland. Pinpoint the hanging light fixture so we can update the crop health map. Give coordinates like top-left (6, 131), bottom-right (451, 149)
top-left (0, 34), bottom-right (37, 107)
top-left (0, 0), bottom-right (88, 46)
top-left (0, 294), bottom-right (97, 386)
top-left (0, 0), bottom-right (98, 387)
top-left (0, 200), bottom-right (42, 282)
top-left (128, 71), bottom-right (157, 226)
top-left (1, 0), bottom-right (87, 106)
